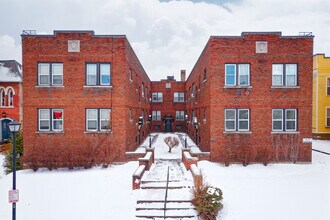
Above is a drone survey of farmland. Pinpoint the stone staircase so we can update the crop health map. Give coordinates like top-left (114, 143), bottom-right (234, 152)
top-left (135, 160), bottom-right (198, 219)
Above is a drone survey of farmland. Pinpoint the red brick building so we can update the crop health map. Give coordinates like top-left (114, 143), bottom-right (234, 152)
top-left (186, 32), bottom-right (314, 163)
top-left (0, 60), bottom-right (22, 142)
top-left (22, 31), bottom-right (313, 167)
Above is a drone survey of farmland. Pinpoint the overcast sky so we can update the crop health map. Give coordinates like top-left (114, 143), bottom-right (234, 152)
top-left (0, 0), bottom-right (329, 80)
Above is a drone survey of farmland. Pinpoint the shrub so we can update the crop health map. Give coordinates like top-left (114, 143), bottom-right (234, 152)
top-left (192, 182), bottom-right (223, 220)
top-left (164, 136), bottom-right (180, 153)
top-left (4, 131), bottom-right (23, 174)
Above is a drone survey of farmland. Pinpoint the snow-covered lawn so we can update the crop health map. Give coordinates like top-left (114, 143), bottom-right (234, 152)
top-left (0, 137), bottom-right (329, 220)
top-left (199, 140), bottom-right (330, 220)
top-left (0, 153), bottom-right (5, 178)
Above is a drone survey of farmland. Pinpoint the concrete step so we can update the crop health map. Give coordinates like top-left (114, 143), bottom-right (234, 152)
top-left (136, 201), bottom-right (195, 210)
top-left (136, 217), bottom-right (197, 220)
top-left (137, 188), bottom-right (192, 203)
top-left (141, 181), bottom-right (194, 189)
top-left (135, 209), bottom-right (197, 218)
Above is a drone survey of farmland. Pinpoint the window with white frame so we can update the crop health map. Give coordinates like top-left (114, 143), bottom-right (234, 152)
top-left (152, 111), bottom-right (161, 121)
top-left (142, 83), bottom-right (145, 98)
top-left (0, 89), bottom-right (5, 106)
top-left (225, 64), bottom-right (250, 86)
top-left (225, 109), bottom-right (249, 131)
top-left (272, 64), bottom-right (297, 86)
top-left (86, 109), bottom-right (111, 131)
top-left (191, 83), bottom-right (195, 98)
top-left (327, 78), bottom-right (330, 96)
top-left (326, 108), bottom-right (330, 127)
top-left (38, 63), bottom-right (63, 86)
top-left (8, 89), bottom-right (13, 106)
top-left (174, 92), bottom-right (185, 102)
top-left (129, 109), bottom-right (133, 121)
top-left (203, 109), bottom-right (206, 121)
top-left (129, 68), bottom-right (133, 81)
top-left (176, 111), bottom-right (185, 121)
top-left (203, 69), bottom-right (207, 82)
top-left (86, 63), bottom-right (111, 86)
top-left (152, 92), bottom-right (163, 102)
top-left (38, 109), bottom-right (63, 131)
top-left (272, 109), bottom-right (297, 131)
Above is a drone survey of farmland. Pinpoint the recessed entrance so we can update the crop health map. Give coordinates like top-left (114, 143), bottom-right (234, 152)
top-left (164, 114), bottom-right (173, 132)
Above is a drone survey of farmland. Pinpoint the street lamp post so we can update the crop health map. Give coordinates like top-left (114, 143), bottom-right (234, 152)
top-left (185, 135), bottom-right (187, 148)
top-left (8, 120), bottom-right (21, 220)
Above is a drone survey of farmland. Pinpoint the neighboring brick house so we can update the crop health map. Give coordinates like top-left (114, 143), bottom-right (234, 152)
top-left (22, 31), bottom-right (314, 167)
top-left (186, 32), bottom-right (314, 163)
top-left (22, 31), bottom-right (150, 167)
top-left (0, 60), bottom-right (22, 142)
top-left (312, 54), bottom-right (330, 139)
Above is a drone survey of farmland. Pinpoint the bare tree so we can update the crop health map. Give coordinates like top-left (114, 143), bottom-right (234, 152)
top-left (164, 136), bottom-right (180, 153)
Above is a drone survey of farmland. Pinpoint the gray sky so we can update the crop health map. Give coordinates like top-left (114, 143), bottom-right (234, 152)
top-left (0, 0), bottom-right (329, 80)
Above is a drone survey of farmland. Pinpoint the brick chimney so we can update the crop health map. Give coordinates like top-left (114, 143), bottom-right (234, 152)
top-left (181, 70), bottom-right (186, 82)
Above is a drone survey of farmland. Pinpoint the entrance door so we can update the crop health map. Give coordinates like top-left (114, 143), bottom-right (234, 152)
top-left (1, 119), bottom-right (11, 141)
top-left (165, 119), bottom-right (172, 132)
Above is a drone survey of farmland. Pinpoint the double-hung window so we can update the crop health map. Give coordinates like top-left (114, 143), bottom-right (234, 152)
top-left (327, 108), bottom-right (330, 127)
top-left (225, 64), bottom-right (250, 86)
top-left (38, 109), bottom-right (63, 131)
top-left (272, 109), bottom-right (297, 131)
top-left (272, 64), bottom-right (297, 86)
top-left (174, 92), bottom-right (184, 102)
top-left (225, 109), bottom-right (249, 131)
top-left (327, 78), bottom-right (330, 96)
top-left (86, 109), bottom-right (111, 131)
top-left (142, 83), bottom-right (145, 98)
top-left (152, 92), bottom-right (163, 102)
top-left (152, 111), bottom-right (161, 121)
top-left (38, 63), bottom-right (63, 86)
top-left (86, 63), bottom-right (111, 86)
top-left (176, 111), bottom-right (185, 121)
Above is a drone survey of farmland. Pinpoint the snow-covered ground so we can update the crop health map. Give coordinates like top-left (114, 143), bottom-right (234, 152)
top-left (0, 137), bottom-right (329, 220)
top-left (0, 153), bottom-right (5, 178)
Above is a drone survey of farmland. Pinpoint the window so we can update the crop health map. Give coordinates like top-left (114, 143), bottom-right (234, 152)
top-left (0, 89), bottom-right (5, 106)
top-left (176, 111), bottom-right (185, 121)
top-left (86, 63), bottom-right (111, 86)
top-left (203, 69), bottom-right (207, 82)
top-left (327, 108), bottom-right (330, 127)
top-left (272, 64), bottom-right (297, 86)
top-left (191, 83), bottom-right (195, 98)
top-left (86, 109), bottom-right (111, 131)
top-left (38, 109), bottom-right (63, 131)
top-left (129, 109), bottom-right (132, 121)
top-left (225, 64), bottom-right (250, 86)
top-left (225, 109), bottom-right (249, 131)
top-left (174, 92), bottom-right (184, 102)
top-left (152, 111), bottom-right (161, 121)
top-left (8, 89), bottom-right (13, 106)
top-left (142, 83), bottom-right (145, 98)
top-left (38, 63), bottom-right (63, 86)
top-left (152, 92), bottom-right (163, 102)
top-left (272, 109), bottom-right (297, 131)
top-left (129, 68), bottom-right (133, 81)
top-left (203, 109), bottom-right (206, 121)
top-left (327, 78), bottom-right (330, 96)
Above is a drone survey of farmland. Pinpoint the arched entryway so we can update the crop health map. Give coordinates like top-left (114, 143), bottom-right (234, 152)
top-left (0, 118), bottom-right (12, 142)
top-left (163, 114), bottom-right (173, 132)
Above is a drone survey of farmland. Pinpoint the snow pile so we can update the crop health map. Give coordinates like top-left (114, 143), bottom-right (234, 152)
top-left (312, 140), bottom-right (330, 153)
top-left (198, 140), bottom-right (330, 220)
top-left (0, 61), bottom-right (22, 82)
top-left (0, 153), bottom-right (5, 178)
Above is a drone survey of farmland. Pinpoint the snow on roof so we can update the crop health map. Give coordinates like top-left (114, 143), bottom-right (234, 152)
top-left (0, 60), bottom-right (22, 82)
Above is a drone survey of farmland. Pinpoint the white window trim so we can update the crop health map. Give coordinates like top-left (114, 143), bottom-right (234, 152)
top-left (99, 64), bottom-right (111, 86)
top-left (38, 109), bottom-right (50, 131)
top-left (100, 109), bottom-right (111, 131)
top-left (272, 64), bottom-right (284, 86)
top-left (152, 111), bottom-right (161, 121)
top-left (174, 92), bottom-right (185, 103)
top-left (285, 64), bottom-right (297, 87)
top-left (38, 63), bottom-right (50, 86)
top-left (176, 111), bottom-right (185, 121)
top-left (51, 63), bottom-right (63, 86)
top-left (326, 107), bottom-right (330, 127)
top-left (326, 77), bottom-right (330, 96)
top-left (0, 89), bottom-right (5, 106)
top-left (225, 64), bottom-right (236, 86)
top-left (272, 109), bottom-right (283, 131)
top-left (238, 109), bottom-right (249, 131)
top-left (225, 109), bottom-right (236, 131)
top-left (285, 109), bottom-right (297, 131)
top-left (8, 89), bottom-right (13, 106)
top-left (238, 64), bottom-right (250, 86)
top-left (86, 109), bottom-right (98, 131)
top-left (52, 109), bottom-right (64, 132)
top-left (152, 92), bottom-right (163, 103)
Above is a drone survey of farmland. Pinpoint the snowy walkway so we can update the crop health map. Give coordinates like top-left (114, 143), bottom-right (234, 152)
top-left (135, 133), bottom-right (198, 219)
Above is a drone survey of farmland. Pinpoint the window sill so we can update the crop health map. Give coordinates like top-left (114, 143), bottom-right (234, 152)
top-left (36, 131), bottom-right (64, 134)
top-left (223, 131), bottom-right (252, 134)
top-left (83, 85), bottom-right (112, 89)
top-left (129, 79), bottom-right (133, 83)
top-left (271, 86), bottom-right (300, 89)
top-left (35, 85), bottom-right (64, 88)
top-left (223, 86), bottom-right (252, 89)
top-left (0, 106), bottom-right (14, 109)
top-left (203, 79), bottom-right (207, 83)
top-left (271, 131), bottom-right (299, 134)
top-left (84, 131), bottom-right (111, 134)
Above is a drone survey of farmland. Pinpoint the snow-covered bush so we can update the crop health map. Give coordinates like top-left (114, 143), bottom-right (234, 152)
top-left (164, 136), bottom-right (180, 153)
top-left (192, 182), bottom-right (223, 220)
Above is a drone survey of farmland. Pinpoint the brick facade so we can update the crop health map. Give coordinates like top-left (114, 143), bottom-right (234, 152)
top-left (22, 31), bottom-right (313, 168)
top-left (186, 32), bottom-right (313, 163)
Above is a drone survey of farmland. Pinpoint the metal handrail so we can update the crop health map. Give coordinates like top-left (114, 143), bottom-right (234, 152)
top-left (163, 166), bottom-right (170, 219)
